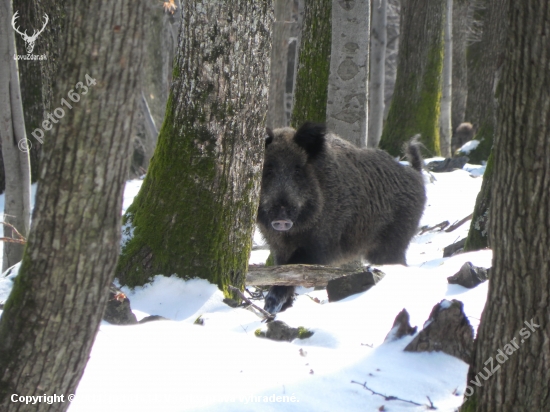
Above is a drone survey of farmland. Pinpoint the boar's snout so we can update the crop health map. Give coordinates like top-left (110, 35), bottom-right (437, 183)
top-left (271, 219), bottom-right (293, 231)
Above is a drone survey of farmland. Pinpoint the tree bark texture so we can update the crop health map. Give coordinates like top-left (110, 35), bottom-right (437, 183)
top-left (246, 264), bottom-right (365, 287)
top-left (464, 0), bottom-right (507, 163)
top-left (116, 1), bottom-right (272, 298)
top-left (267, 0), bottom-right (301, 129)
top-left (462, 2), bottom-right (550, 410)
top-left (11, 0), bottom-right (43, 184)
top-left (368, 0), bottom-right (387, 148)
top-left (451, 0), bottom-right (470, 134)
top-left (383, 0), bottom-right (401, 120)
top-left (0, 0), bottom-right (32, 271)
top-left (0, 0), bottom-right (143, 409)
top-left (379, 0), bottom-right (444, 157)
top-left (440, 0), bottom-right (453, 158)
top-left (464, 152), bottom-right (492, 251)
top-left (326, 0), bottom-right (370, 147)
top-left (290, 0), bottom-right (331, 127)
top-left (128, 1), bottom-right (180, 178)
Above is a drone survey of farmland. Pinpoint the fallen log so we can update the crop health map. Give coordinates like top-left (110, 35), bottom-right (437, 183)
top-left (246, 264), bottom-right (379, 287)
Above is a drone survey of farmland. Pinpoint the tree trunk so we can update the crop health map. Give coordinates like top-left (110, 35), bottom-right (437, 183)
top-left (368, 0), bottom-right (387, 148)
top-left (464, 0), bottom-right (507, 163)
top-left (440, 0), bottom-right (453, 158)
top-left (379, 0), bottom-right (445, 157)
top-left (461, 1), bottom-right (550, 410)
top-left (383, 0), bottom-right (401, 120)
top-left (290, 0), bottom-right (331, 126)
top-left (116, 1), bottom-right (272, 298)
top-left (326, 0), bottom-right (370, 147)
top-left (267, 0), bottom-right (302, 129)
top-left (0, 0), bottom-right (143, 409)
top-left (463, 151), bottom-right (492, 251)
top-left (11, 0), bottom-right (43, 184)
top-left (0, 0), bottom-right (32, 271)
top-left (451, 0), bottom-right (470, 135)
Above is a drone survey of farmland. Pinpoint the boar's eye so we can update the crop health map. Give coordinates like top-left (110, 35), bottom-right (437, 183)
top-left (294, 165), bottom-right (303, 176)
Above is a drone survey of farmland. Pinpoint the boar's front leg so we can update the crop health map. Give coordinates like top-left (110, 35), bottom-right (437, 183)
top-left (263, 247), bottom-right (318, 314)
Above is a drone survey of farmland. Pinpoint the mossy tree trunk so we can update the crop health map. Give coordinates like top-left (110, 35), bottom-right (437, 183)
top-left (116, 1), bottom-right (272, 297)
top-left (0, 0), bottom-right (143, 409)
top-left (135, 0), bottom-right (180, 174)
top-left (463, 0), bottom-right (507, 163)
top-left (461, 2), bottom-right (550, 409)
top-left (463, 152), bottom-right (492, 251)
top-left (290, 0), bottom-right (331, 127)
top-left (379, 0), bottom-right (445, 157)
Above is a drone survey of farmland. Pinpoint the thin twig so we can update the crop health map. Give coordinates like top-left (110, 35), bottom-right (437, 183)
top-left (244, 287), bottom-right (265, 300)
top-left (350, 381), bottom-right (437, 409)
top-left (419, 220), bottom-right (450, 235)
top-left (228, 285), bottom-right (275, 321)
top-left (0, 221), bottom-right (26, 243)
top-left (0, 237), bottom-right (26, 245)
top-left (445, 213), bottom-right (473, 232)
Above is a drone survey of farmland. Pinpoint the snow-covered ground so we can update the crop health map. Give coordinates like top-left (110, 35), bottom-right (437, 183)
top-left (0, 162), bottom-right (489, 412)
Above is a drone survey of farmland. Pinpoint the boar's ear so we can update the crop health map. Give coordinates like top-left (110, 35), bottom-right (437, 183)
top-left (294, 122), bottom-right (326, 157)
top-left (265, 127), bottom-right (274, 147)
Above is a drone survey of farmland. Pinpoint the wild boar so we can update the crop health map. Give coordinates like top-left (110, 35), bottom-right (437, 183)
top-left (257, 123), bottom-right (426, 314)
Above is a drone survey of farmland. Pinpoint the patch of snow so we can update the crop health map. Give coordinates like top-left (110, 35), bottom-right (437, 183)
top-left (0, 262), bottom-right (21, 305)
top-left (459, 139), bottom-right (480, 154)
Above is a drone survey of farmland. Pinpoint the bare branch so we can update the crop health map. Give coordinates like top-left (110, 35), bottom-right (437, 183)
top-left (445, 213), bottom-right (473, 232)
top-left (227, 285), bottom-right (275, 321)
top-left (350, 381), bottom-right (437, 409)
top-left (0, 238), bottom-right (26, 245)
top-left (0, 222), bottom-right (27, 245)
top-left (419, 220), bottom-right (450, 235)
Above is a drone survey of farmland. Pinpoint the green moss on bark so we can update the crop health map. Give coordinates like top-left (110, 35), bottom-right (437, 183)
top-left (459, 394), bottom-right (477, 411)
top-left (290, 0), bottom-right (331, 127)
top-left (116, 2), bottom-right (271, 300)
top-left (117, 94), bottom-right (253, 294)
top-left (380, 45), bottom-right (443, 157)
top-left (464, 152), bottom-right (493, 251)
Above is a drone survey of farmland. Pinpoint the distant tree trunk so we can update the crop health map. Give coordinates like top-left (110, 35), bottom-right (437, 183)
top-left (461, 2), bottom-right (550, 410)
top-left (440, 0), bottom-right (453, 158)
top-left (451, 0), bottom-right (470, 134)
top-left (134, 0), bottom-right (180, 175)
top-left (12, 0), bottom-right (42, 184)
top-left (326, 0), bottom-right (370, 147)
top-left (116, 1), bottom-right (272, 298)
top-left (290, 0), bottom-right (331, 126)
top-left (0, 0), bottom-right (143, 409)
top-left (463, 151), bottom-right (492, 251)
top-left (267, 0), bottom-right (302, 129)
top-left (368, 0), bottom-right (387, 148)
top-left (379, 0), bottom-right (445, 157)
top-left (383, 0), bottom-right (401, 120)
top-left (0, 0), bottom-right (32, 271)
top-left (464, 0), bottom-right (507, 163)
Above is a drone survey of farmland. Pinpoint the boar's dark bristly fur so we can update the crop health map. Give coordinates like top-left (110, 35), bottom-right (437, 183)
top-left (258, 123), bottom-right (426, 314)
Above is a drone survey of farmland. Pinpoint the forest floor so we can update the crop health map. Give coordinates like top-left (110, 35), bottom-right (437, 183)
top-left (1, 158), bottom-right (489, 412)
